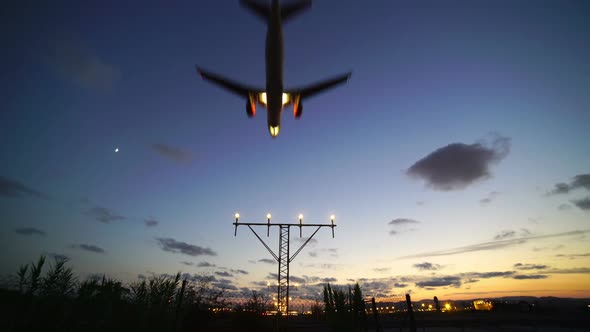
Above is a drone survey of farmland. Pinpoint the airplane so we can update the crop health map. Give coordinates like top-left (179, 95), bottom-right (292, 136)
top-left (196, 0), bottom-right (352, 138)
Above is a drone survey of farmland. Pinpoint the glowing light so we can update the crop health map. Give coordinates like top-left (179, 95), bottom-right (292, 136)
top-left (115, 148), bottom-right (119, 152)
top-left (259, 92), bottom-right (267, 105)
top-left (267, 213), bottom-right (272, 219)
top-left (282, 93), bottom-right (290, 105)
top-left (330, 214), bottom-right (335, 221)
top-left (234, 213), bottom-right (240, 219)
top-left (298, 214), bottom-right (303, 220)
top-left (445, 303), bottom-right (451, 311)
top-left (269, 126), bottom-right (280, 137)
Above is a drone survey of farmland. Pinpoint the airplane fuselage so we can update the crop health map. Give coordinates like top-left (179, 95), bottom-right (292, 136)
top-left (265, 0), bottom-right (284, 134)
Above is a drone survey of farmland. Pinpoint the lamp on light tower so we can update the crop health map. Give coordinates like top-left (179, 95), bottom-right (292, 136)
top-left (267, 213), bottom-right (272, 236)
top-left (299, 214), bottom-right (303, 237)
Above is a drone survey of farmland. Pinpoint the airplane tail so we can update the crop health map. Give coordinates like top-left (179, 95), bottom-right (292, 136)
top-left (240, 0), bottom-right (311, 23)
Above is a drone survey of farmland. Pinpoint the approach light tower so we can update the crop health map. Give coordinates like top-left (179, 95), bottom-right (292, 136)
top-left (233, 212), bottom-right (336, 315)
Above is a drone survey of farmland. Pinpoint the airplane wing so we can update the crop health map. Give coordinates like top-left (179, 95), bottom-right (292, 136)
top-left (240, 0), bottom-right (270, 21)
top-left (287, 72), bottom-right (352, 99)
top-left (281, 0), bottom-right (312, 22)
top-left (196, 66), bottom-right (263, 98)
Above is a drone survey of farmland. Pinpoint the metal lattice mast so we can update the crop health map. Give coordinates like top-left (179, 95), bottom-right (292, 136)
top-left (278, 226), bottom-right (289, 313)
top-left (233, 213), bottom-right (336, 315)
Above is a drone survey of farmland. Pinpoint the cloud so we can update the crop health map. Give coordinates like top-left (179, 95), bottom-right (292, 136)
top-left (231, 269), bottom-right (249, 275)
top-left (544, 267), bottom-right (590, 274)
top-left (556, 253), bottom-right (590, 259)
top-left (415, 276), bottom-right (461, 288)
top-left (470, 271), bottom-right (514, 278)
top-left (0, 176), bottom-right (46, 199)
top-left (548, 174), bottom-right (590, 195)
top-left (151, 144), bottom-right (194, 163)
top-left (86, 206), bottom-right (125, 224)
top-left (47, 252), bottom-right (69, 260)
top-left (215, 271), bottom-right (233, 277)
top-left (571, 197), bottom-right (590, 211)
top-left (258, 258), bottom-right (276, 264)
top-left (373, 268), bottom-right (390, 273)
top-left (493, 230), bottom-right (516, 240)
top-left (394, 283), bottom-right (408, 288)
top-left (294, 237), bottom-right (318, 245)
top-left (389, 218), bottom-right (420, 236)
top-left (558, 203), bottom-right (573, 211)
top-left (389, 218), bottom-right (419, 225)
top-left (514, 263), bottom-right (548, 270)
top-left (197, 261), bottom-right (215, 267)
top-left (406, 135), bottom-right (510, 191)
top-left (15, 227), bottom-right (46, 236)
top-left (156, 238), bottom-right (216, 257)
top-left (47, 39), bottom-right (120, 90)
top-left (398, 230), bottom-right (590, 259)
top-left (71, 243), bottom-right (105, 254)
top-left (413, 262), bottom-right (442, 271)
top-left (513, 274), bottom-right (548, 280)
top-left (321, 277), bottom-right (337, 283)
top-left (144, 218), bottom-right (158, 227)
top-left (212, 278), bottom-right (238, 291)
top-left (480, 191), bottom-right (500, 205)
top-left (180, 261), bottom-right (194, 266)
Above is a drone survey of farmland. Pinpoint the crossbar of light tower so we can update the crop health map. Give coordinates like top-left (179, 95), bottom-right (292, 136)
top-left (233, 213), bottom-right (336, 315)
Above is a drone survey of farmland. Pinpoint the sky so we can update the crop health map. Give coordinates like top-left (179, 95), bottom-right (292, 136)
top-left (1, 0), bottom-right (589, 303)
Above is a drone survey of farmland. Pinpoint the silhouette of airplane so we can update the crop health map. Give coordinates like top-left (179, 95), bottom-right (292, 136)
top-left (196, 0), bottom-right (351, 138)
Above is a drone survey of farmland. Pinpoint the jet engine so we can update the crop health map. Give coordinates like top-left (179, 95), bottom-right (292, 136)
top-left (246, 96), bottom-right (256, 117)
top-left (293, 96), bottom-right (303, 118)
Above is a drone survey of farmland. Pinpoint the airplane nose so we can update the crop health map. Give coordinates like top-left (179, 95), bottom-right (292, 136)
top-left (269, 125), bottom-right (280, 137)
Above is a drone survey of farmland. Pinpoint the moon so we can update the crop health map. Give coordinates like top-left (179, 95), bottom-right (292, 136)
top-left (115, 148), bottom-right (119, 153)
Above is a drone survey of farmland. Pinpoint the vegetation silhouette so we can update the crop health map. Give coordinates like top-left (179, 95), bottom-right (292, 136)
top-left (1, 255), bottom-right (225, 331)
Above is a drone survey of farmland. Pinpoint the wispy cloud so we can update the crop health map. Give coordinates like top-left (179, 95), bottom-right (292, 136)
top-left (231, 269), bottom-right (249, 275)
top-left (373, 267), bottom-right (390, 273)
top-left (493, 230), bottom-right (516, 240)
top-left (480, 191), bottom-right (500, 205)
top-left (46, 252), bottom-right (69, 261)
top-left (415, 276), bottom-right (461, 288)
top-left (556, 253), bottom-right (590, 259)
top-left (406, 134), bottom-right (510, 191)
top-left (156, 238), bottom-right (216, 257)
top-left (151, 144), bottom-right (194, 164)
top-left (558, 203), bottom-right (573, 211)
top-left (71, 243), bottom-right (105, 254)
top-left (547, 174), bottom-right (590, 195)
top-left (398, 230), bottom-right (589, 259)
top-left (544, 267), bottom-right (590, 274)
top-left (514, 263), bottom-right (548, 270)
top-left (15, 227), bottom-right (46, 236)
top-left (86, 206), bottom-right (125, 224)
top-left (144, 218), bottom-right (158, 227)
top-left (0, 176), bottom-right (47, 199)
top-left (198, 261), bottom-right (215, 267)
top-left (258, 258), bottom-right (276, 264)
top-left (571, 197), bottom-right (590, 211)
top-left (413, 262), bottom-right (442, 271)
top-left (180, 261), bottom-right (194, 266)
top-left (389, 218), bottom-right (420, 236)
top-left (47, 39), bottom-right (120, 90)
top-left (215, 271), bottom-right (233, 277)
top-left (513, 274), bottom-right (548, 280)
